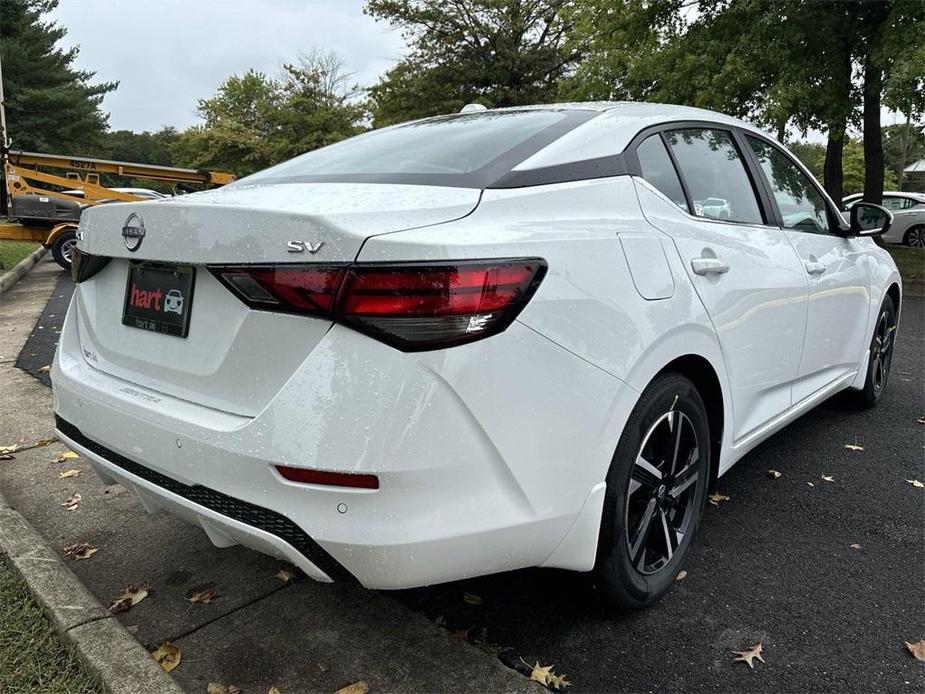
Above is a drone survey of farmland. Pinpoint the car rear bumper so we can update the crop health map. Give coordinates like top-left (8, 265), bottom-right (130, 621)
top-left (53, 294), bottom-right (632, 588)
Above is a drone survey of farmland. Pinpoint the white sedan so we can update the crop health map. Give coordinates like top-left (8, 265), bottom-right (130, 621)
top-left (843, 191), bottom-right (925, 246)
top-left (54, 103), bottom-right (901, 609)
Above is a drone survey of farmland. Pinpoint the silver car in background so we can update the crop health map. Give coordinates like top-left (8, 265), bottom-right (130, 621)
top-left (843, 191), bottom-right (925, 246)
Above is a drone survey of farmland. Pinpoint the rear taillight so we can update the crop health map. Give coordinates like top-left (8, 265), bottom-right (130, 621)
top-left (209, 259), bottom-right (546, 351)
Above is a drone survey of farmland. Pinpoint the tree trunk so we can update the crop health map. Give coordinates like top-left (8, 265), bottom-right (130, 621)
top-left (824, 124), bottom-right (846, 203)
top-left (823, 35), bottom-right (852, 205)
top-left (862, 53), bottom-right (884, 204)
top-left (897, 110), bottom-right (911, 190)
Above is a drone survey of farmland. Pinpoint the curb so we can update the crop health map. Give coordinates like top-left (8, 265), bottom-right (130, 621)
top-left (0, 488), bottom-right (185, 694)
top-left (0, 246), bottom-right (49, 294)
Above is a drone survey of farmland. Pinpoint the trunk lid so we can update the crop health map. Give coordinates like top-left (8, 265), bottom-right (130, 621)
top-left (74, 183), bottom-right (480, 416)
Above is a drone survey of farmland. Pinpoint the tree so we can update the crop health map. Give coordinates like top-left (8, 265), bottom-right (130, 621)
top-left (883, 41), bottom-right (925, 189)
top-left (171, 52), bottom-right (365, 177)
top-left (562, 1), bottom-right (861, 200)
top-left (365, 0), bottom-right (581, 125)
top-left (883, 123), bottom-right (925, 190)
top-left (100, 127), bottom-right (178, 166)
top-left (171, 70), bottom-right (281, 175)
top-left (0, 0), bottom-right (116, 154)
top-left (562, 0), bottom-right (922, 203)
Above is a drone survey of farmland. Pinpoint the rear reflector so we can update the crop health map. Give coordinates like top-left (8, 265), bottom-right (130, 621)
top-left (210, 258), bottom-right (546, 351)
top-left (275, 465), bottom-right (379, 490)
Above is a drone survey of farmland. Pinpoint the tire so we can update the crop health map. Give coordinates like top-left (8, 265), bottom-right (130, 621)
top-left (595, 372), bottom-right (711, 610)
top-left (855, 295), bottom-right (897, 408)
top-left (903, 226), bottom-right (925, 248)
top-left (50, 230), bottom-right (78, 270)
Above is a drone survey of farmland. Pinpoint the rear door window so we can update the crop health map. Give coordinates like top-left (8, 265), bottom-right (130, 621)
top-left (665, 128), bottom-right (764, 225)
top-left (635, 134), bottom-right (688, 212)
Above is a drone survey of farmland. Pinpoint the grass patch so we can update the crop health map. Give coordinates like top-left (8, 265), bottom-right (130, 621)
top-left (0, 241), bottom-right (39, 273)
top-left (886, 244), bottom-right (924, 283)
top-left (0, 556), bottom-right (101, 693)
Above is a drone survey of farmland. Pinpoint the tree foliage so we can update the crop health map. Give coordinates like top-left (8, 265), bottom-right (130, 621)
top-left (171, 52), bottom-right (366, 176)
top-left (0, 0), bottom-right (116, 154)
top-left (563, 0), bottom-right (923, 200)
top-left (365, 0), bottom-right (581, 125)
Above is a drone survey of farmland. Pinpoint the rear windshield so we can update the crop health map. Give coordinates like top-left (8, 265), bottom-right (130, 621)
top-left (236, 110), bottom-right (595, 189)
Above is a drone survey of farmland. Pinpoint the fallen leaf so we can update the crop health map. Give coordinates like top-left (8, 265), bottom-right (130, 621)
top-left (274, 568), bottom-right (295, 583)
top-left (807, 481), bottom-right (815, 487)
top-left (529, 663), bottom-right (554, 685)
top-left (61, 492), bottom-right (81, 511)
top-left (151, 642), bottom-right (181, 672)
top-left (906, 640), bottom-right (925, 662)
top-left (109, 584), bottom-right (149, 613)
top-left (767, 469), bottom-right (782, 479)
top-left (547, 672), bottom-right (573, 690)
top-left (522, 659), bottom-right (572, 690)
top-left (58, 468), bottom-right (80, 479)
top-left (188, 588), bottom-right (219, 604)
top-left (708, 493), bottom-right (730, 506)
top-left (843, 443), bottom-right (864, 451)
top-left (207, 684), bottom-right (241, 694)
top-left (125, 625), bottom-right (139, 634)
top-left (334, 682), bottom-right (369, 694)
top-left (732, 643), bottom-right (765, 669)
top-left (63, 542), bottom-right (97, 560)
top-left (0, 454), bottom-right (14, 461)
top-left (268, 688), bottom-right (282, 694)
top-left (463, 591), bottom-right (483, 605)
top-left (0, 445), bottom-right (19, 455)
top-left (55, 450), bottom-right (79, 463)
top-left (821, 475), bottom-right (834, 482)
top-left (450, 628), bottom-right (469, 640)
top-left (675, 570), bottom-right (688, 581)
top-left (34, 437), bottom-right (56, 448)
top-left (906, 479), bottom-right (924, 489)
top-left (38, 365), bottom-right (51, 373)
top-left (850, 543), bottom-right (861, 550)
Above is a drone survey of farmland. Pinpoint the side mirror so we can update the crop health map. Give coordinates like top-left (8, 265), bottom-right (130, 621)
top-left (849, 202), bottom-right (892, 237)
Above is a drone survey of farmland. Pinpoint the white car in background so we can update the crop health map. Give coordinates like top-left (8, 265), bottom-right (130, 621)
top-left (843, 191), bottom-right (925, 246)
top-left (53, 103), bottom-right (901, 609)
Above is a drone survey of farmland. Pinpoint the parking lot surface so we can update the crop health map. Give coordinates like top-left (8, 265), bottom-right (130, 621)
top-left (2, 261), bottom-right (923, 693)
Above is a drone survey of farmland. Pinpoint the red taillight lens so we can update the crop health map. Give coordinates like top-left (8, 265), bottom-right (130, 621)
top-left (338, 261), bottom-right (545, 350)
top-left (210, 265), bottom-right (347, 316)
top-left (209, 259), bottom-right (546, 351)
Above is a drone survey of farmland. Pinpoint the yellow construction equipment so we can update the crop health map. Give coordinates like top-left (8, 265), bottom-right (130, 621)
top-left (1, 149), bottom-right (235, 269)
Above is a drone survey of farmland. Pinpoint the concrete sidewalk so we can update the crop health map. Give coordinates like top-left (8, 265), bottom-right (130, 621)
top-left (0, 257), bottom-right (538, 693)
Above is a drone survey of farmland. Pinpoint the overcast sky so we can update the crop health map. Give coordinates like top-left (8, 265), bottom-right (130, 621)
top-left (49, 0), bottom-right (408, 132)
top-left (49, 0), bottom-right (907, 139)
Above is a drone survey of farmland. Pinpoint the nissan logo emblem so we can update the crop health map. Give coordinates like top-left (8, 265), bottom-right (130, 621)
top-left (122, 213), bottom-right (145, 252)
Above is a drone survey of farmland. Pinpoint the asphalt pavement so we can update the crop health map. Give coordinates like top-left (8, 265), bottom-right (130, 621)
top-left (3, 262), bottom-right (924, 693)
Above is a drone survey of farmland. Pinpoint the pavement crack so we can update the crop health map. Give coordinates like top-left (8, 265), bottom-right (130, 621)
top-left (65, 612), bottom-right (111, 633)
top-left (163, 583), bottom-right (292, 643)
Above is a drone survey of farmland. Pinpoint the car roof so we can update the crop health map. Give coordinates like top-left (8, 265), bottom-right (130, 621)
top-left (503, 101), bottom-right (766, 172)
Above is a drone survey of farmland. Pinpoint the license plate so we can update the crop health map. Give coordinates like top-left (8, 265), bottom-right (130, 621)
top-left (122, 263), bottom-right (195, 337)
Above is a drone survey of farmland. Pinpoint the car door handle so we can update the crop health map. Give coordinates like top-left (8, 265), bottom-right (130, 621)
top-left (805, 261), bottom-right (826, 275)
top-left (691, 257), bottom-right (730, 275)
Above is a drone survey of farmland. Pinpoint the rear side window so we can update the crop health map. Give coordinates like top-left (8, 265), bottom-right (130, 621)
top-left (883, 196), bottom-right (918, 210)
top-left (636, 135), bottom-right (688, 211)
top-left (665, 128), bottom-right (764, 225)
top-left (747, 137), bottom-right (831, 234)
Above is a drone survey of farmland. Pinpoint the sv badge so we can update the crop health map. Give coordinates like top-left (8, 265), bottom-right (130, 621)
top-left (287, 240), bottom-right (324, 254)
